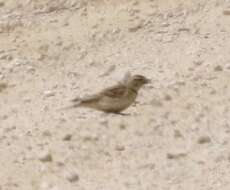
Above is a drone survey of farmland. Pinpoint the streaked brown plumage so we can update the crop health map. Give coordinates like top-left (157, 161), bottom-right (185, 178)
top-left (62, 74), bottom-right (150, 113)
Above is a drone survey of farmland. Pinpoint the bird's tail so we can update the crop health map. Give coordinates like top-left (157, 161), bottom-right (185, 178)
top-left (71, 97), bottom-right (81, 102)
top-left (57, 97), bottom-right (82, 111)
top-left (57, 104), bottom-right (81, 111)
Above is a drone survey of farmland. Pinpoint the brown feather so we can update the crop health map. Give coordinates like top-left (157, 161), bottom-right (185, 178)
top-left (100, 84), bottom-right (127, 98)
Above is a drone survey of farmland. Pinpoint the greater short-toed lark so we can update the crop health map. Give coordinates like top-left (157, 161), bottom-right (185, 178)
top-left (63, 74), bottom-right (150, 113)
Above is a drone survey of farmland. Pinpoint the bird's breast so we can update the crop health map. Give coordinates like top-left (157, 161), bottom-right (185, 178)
top-left (97, 90), bottom-right (137, 112)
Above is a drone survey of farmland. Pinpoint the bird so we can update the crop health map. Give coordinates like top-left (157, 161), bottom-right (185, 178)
top-left (61, 74), bottom-right (150, 113)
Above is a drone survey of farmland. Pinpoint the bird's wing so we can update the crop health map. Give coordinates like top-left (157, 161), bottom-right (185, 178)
top-left (71, 84), bottom-right (127, 104)
top-left (100, 84), bottom-right (127, 98)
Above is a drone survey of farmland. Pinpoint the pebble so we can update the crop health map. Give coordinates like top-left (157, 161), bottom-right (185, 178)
top-left (223, 10), bottom-right (230, 15)
top-left (167, 152), bottom-right (187, 159)
top-left (42, 130), bottom-right (52, 137)
top-left (26, 66), bottom-right (35, 73)
top-left (178, 27), bottom-right (190, 32)
top-left (174, 129), bottom-right (183, 138)
top-left (64, 170), bottom-right (79, 183)
top-left (161, 22), bottom-right (170, 27)
top-left (43, 90), bottom-right (55, 97)
top-left (0, 2), bottom-right (4, 7)
top-left (163, 35), bottom-right (174, 43)
top-left (164, 94), bottom-right (172, 101)
top-left (197, 136), bottom-right (211, 144)
top-left (214, 65), bottom-right (223, 72)
top-left (82, 133), bottom-right (99, 142)
top-left (128, 20), bottom-right (143, 32)
top-left (62, 134), bottom-right (72, 141)
top-left (0, 54), bottom-right (13, 61)
top-left (193, 60), bottom-right (203, 66)
top-left (38, 150), bottom-right (53, 162)
top-left (115, 145), bottom-right (125, 151)
top-left (119, 123), bottom-right (127, 130)
top-left (99, 118), bottom-right (108, 127)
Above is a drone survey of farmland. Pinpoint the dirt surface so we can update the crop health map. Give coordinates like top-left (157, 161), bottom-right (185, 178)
top-left (1, 0), bottom-right (230, 189)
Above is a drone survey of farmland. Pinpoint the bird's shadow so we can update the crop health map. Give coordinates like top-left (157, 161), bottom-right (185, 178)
top-left (100, 112), bottom-right (131, 117)
top-left (109, 112), bottom-right (131, 116)
top-left (115, 113), bottom-right (130, 116)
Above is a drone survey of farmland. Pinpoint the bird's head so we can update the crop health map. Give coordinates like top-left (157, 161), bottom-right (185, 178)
top-left (127, 75), bottom-right (150, 91)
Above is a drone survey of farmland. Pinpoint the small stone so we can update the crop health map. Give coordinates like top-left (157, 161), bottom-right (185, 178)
top-left (64, 170), bottom-right (79, 183)
top-left (119, 123), bottom-right (126, 130)
top-left (210, 89), bottom-right (216, 95)
top-left (99, 118), bottom-right (108, 127)
top-left (56, 41), bottom-right (63, 46)
top-left (223, 10), bottom-right (230, 15)
top-left (23, 97), bottom-right (31, 103)
top-left (38, 150), bottom-right (53, 162)
top-left (56, 161), bottom-right (65, 167)
top-left (197, 136), bottom-right (211, 144)
top-left (164, 94), bottom-right (172, 101)
top-left (62, 134), bottom-right (72, 141)
top-left (178, 28), bottom-right (190, 32)
top-left (161, 22), bottom-right (170, 27)
top-left (42, 130), bottom-right (52, 137)
top-left (163, 35), bottom-right (174, 43)
top-left (167, 152), bottom-right (187, 159)
top-left (115, 145), bottom-right (125, 151)
top-left (128, 20), bottom-right (143, 32)
top-left (174, 129), bottom-right (183, 138)
top-left (0, 54), bottom-right (13, 61)
top-left (82, 133), bottom-right (99, 142)
top-left (39, 44), bottom-right (49, 53)
top-left (26, 66), bottom-right (35, 73)
top-left (193, 60), bottom-right (203, 66)
top-left (43, 90), bottom-right (55, 97)
top-left (14, 61), bottom-right (21, 66)
top-left (0, 2), bottom-right (4, 7)
top-left (1, 115), bottom-right (8, 120)
top-left (111, 28), bottom-right (120, 34)
top-left (132, 0), bottom-right (139, 6)
top-left (138, 163), bottom-right (155, 170)
top-left (214, 65), bottom-right (223, 72)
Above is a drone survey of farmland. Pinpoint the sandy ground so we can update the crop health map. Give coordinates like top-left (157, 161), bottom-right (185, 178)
top-left (1, 0), bottom-right (230, 189)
